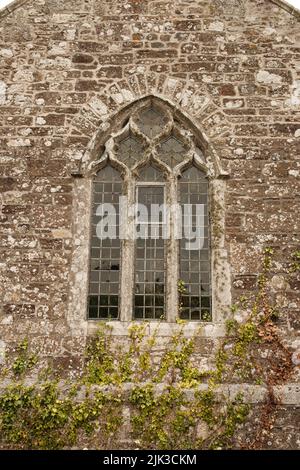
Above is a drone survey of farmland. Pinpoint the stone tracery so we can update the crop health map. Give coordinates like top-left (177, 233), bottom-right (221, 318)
top-left (87, 98), bottom-right (211, 322)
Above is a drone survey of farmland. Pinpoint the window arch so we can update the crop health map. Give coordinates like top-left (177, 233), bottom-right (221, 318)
top-left (87, 98), bottom-right (212, 322)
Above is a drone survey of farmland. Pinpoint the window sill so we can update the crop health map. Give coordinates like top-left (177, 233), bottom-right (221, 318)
top-left (87, 320), bottom-right (225, 337)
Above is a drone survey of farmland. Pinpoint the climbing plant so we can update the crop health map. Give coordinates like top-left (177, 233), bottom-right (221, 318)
top-left (0, 248), bottom-right (295, 450)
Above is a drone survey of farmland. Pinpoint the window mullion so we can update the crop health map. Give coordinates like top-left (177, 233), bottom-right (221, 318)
top-left (120, 178), bottom-right (135, 322)
top-left (166, 175), bottom-right (179, 322)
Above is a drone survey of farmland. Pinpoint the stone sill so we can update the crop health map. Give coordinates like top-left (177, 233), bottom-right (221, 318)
top-left (87, 320), bottom-right (226, 337)
top-left (74, 383), bottom-right (300, 405)
top-left (1, 380), bottom-right (298, 405)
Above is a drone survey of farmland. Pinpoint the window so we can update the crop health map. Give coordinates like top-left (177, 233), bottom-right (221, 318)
top-left (87, 99), bottom-right (211, 322)
top-left (179, 167), bottom-right (211, 321)
top-left (88, 165), bottom-right (122, 319)
top-left (135, 183), bottom-right (166, 320)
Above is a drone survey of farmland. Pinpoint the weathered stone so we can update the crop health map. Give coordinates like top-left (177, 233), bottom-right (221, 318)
top-left (0, 0), bottom-right (299, 450)
top-left (72, 53), bottom-right (94, 64)
top-left (75, 80), bottom-right (104, 91)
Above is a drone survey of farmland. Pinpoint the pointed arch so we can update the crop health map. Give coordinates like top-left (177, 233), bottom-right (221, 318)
top-left (68, 84), bottom-right (233, 332)
top-left (69, 85), bottom-right (230, 180)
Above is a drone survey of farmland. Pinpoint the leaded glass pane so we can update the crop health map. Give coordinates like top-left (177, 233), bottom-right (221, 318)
top-left (138, 164), bottom-right (165, 182)
top-left (179, 166), bottom-right (211, 321)
top-left (88, 164), bottom-right (121, 319)
top-left (157, 135), bottom-right (188, 168)
top-left (94, 164), bottom-right (121, 182)
top-left (134, 184), bottom-right (166, 320)
top-left (115, 132), bottom-right (144, 168)
top-left (135, 107), bottom-right (169, 139)
top-left (137, 186), bottom-right (165, 222)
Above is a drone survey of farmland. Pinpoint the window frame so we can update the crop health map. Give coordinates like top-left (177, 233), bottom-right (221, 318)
top-left (68, 97), bottom-right (232, 334)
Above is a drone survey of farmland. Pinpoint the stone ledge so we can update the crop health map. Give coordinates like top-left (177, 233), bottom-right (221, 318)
top-left (87, 320), bottom-right (226, 337)
top-left (1, 381), bottom-right (298, 405)
top-left (76, 383), bottom-right (300, 405)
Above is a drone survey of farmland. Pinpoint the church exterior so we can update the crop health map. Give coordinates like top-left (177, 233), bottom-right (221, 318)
top-left (0, 0), bottom-right (299, 449)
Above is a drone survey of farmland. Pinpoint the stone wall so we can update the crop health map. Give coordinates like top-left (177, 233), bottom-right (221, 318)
top-left (0, 0), bottom-right (299, 448)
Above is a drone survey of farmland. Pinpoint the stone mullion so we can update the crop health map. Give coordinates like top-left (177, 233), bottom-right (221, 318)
top-left (119, 178), bottom-right (135, 322)
top-left (166, 175), bottom-right (179, 322)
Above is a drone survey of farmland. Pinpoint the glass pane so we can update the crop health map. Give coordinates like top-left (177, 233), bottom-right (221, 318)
top-left (138, 164), bottom-right (165, 182)
top-left (94, 164), bottom-right (121, 182)
top-left (134, 183), bottom-right (166, 320)
top-left (181, 166), bottom-right (206, 181)
top-left (179, 165), bottom-right (211, 321)
top-left (135, 106), bottom-right (169, 139)
top-left (88, 164), bottom-right (121, 319)
top-left (157, 135), bottom-right (188, 168)
top-left (115, 132), bottom-right (144, 168)
top-left (138, 185), bottom-right (164, 203)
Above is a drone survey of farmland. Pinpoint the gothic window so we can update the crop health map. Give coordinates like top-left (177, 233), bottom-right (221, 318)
top-left (87, 99), bottom-right (212, 322)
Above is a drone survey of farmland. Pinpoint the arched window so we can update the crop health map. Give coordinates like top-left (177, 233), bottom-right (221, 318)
top-left (87, 99), bottom-right (211, 322)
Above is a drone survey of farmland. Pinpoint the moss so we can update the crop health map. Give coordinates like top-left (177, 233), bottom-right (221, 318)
top-left (291, 250), bottom-right (300, 272)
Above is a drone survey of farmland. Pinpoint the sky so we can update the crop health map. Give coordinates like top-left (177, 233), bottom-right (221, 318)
top-left (0, 0), bottom-right (300, 8)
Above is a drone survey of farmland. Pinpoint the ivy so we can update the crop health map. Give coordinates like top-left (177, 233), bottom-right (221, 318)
top-left (290, 250), bottom-right (300, 272)
top-left (0, 248), bottom-right (295, 449)
top-left (11, 339), bottom-right (37, 377)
